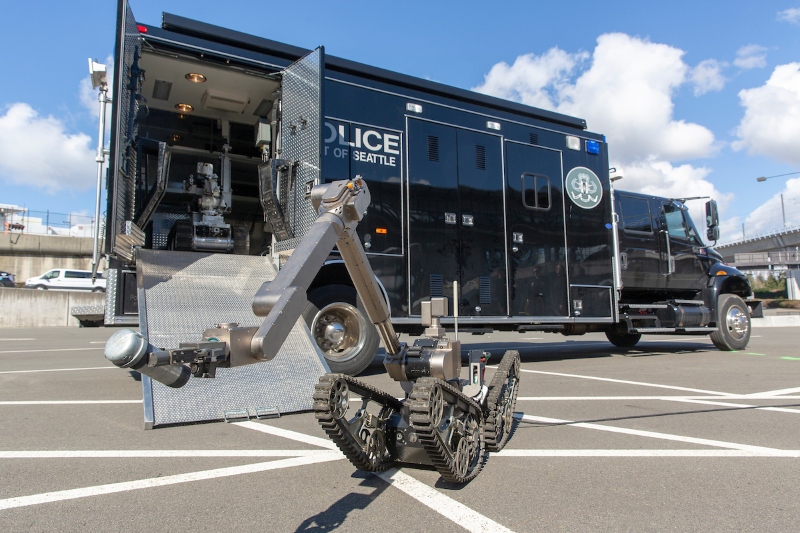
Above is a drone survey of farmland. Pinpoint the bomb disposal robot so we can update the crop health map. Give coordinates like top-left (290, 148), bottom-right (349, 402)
top-left (105, 178), bottom-right (521, 483)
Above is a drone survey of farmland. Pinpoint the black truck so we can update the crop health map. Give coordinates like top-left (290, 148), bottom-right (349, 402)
top-left (101, 1), bottom-right (757, 376)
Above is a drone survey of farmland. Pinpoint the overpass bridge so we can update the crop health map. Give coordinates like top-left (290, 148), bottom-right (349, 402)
top-left (715, 225), bottom-right (800, 299)
top-left (715, 225), bottom-right (800, 265)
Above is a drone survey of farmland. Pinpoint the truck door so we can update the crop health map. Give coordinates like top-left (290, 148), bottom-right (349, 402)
top-left (271, 47), bottom-right (325, 254)
top-left (504, 141), bottom-right (569, 317)
top-left (659, 200), bottom-right (707, 291)
top-left (107, 0), bottom-right (144, 259)
top-left (616, 193), bottom-right (665, 290)
top-left (407, 119), bottom-right (507, 317)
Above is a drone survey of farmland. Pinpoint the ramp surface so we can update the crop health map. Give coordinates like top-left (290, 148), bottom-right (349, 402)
top-left (137, 250), bottom-right (328, 428)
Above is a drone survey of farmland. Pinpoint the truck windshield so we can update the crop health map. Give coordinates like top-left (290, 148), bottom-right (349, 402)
top-left (664, 204), bottom-right (705, 247)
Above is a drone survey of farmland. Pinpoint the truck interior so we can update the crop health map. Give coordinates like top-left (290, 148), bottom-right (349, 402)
top-left (130, 45), bottom-right (282, 255)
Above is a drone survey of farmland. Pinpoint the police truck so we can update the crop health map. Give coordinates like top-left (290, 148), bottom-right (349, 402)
top-left (99, 1), bottom-right (757, 376)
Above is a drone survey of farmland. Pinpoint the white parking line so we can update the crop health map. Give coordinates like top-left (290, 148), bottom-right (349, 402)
top-left (0, 400), bottom-right (140, 405)
top-left (0, 450), bottom-right (336, 459)
top-left (376, 469), bottom-right (515, 533)
top-left (0, 347), bottom-right (105, 354)
top-left (520, 369), bottom-right (735, 396)
top-left (661, 397), bottom-right (800, 414)
top-left (516, 395), bottom-right (800, 400)
top-left (0, 453), bottom-right (343, 511)
top-left (494, 449), bottom-right (800, 457)
top-left (0, 338), bottom-right (35, 341)
top-left (745, 386), bottom-right (800, 397)
top-left (516, 413), bottom-right (788, 454)
top-left (0, 367), bottom-right (115, 374)
top-left (233, 420), bottom-right (339, 450)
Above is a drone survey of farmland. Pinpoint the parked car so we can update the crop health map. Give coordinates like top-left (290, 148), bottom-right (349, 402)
top-left (25, 269), bottom-right (106, 292)
top-left (0, 271), bottom-right (15, 288)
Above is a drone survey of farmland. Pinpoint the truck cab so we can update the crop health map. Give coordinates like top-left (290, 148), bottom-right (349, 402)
top-left (612, 191), bottom-right (754, 351)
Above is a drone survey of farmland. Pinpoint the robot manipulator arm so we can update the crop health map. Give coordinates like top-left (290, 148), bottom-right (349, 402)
top-left (104, 178), bottom-right (403, 387)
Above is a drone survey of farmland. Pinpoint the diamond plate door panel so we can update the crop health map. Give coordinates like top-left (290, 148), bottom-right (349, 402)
top-left (137, 249), bottom-right (329, 428)
top-left (109, 0), bottom-right (143, 255)
top-left (274, 47), bottom-right (324, 253)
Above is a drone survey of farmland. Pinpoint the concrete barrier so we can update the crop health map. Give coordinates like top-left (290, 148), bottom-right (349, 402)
top-left (752, 315), bottom-right (800, 328)
top-left (0, 288), bottom-right (105, 327)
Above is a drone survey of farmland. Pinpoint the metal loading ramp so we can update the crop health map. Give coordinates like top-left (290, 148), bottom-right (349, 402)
top-left (137, 249), bottom-right (329, 429)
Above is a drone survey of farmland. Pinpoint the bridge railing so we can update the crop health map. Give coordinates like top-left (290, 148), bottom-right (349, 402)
top-left (734, 251), bottom-right (800, 267)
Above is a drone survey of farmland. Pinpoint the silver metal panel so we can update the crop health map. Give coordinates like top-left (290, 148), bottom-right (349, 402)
top-left (111, 1), bottom-right (142, 252)
top-left (138, 249), bottom-right (329, 427)
top-left (275, 47), bottom-right (323, 253)
top-left (104, 269), bottom-right (119, 324)
top-left (70, 305), bottom-right (105, 319)
top-left (151, 211), bottom-right (190, 250)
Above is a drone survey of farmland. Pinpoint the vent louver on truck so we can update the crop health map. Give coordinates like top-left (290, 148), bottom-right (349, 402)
top-left (427, 136), bottom-right (439, 162)
top-left (152, 80), bottom-right (172, 101)
top-left (479, 276), bottom-right (491, 304)
top-left (476, 145), bottom-right (486, 170)
top-left (529, 133), bottom-right (539, 145)
top-left (430, 274), bottom-right (444, 297)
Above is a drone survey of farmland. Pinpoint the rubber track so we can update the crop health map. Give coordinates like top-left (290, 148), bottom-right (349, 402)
top-left (484, 350), bottom-right (521, 452)
top-left (313, 373), bottom-right (403, 472)
top-left (409, 377), bottom-right (486, 484)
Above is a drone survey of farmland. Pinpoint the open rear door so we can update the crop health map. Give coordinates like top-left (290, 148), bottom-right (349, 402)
top-left (273, 47), bottom-right (325, 254)
top-left (106, 0), bottom-right (145, 261)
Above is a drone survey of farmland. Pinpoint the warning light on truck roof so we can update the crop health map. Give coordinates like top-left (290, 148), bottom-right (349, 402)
top-left (376, 228), bottom-right (388, 234)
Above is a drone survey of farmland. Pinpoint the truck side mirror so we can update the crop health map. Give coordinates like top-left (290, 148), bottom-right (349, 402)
top-left (705, 200), bottom-right (719, 229)
top-left (706, 226), bottom-right (720, 242)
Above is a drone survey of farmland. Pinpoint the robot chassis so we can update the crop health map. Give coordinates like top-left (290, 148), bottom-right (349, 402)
top-left (105, 178), bottom-right (521, 483)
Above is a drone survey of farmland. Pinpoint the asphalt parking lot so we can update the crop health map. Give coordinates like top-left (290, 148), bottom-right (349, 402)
top-left (2, 326), bottom-right (800, 532)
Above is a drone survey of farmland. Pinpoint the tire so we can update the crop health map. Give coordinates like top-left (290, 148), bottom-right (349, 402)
top-left (35, 285), bottom-right (47, 291)
top-left (605, 327), bottom-right (642, 348)
top-left (710, 294), bottom-right (751, 351)
top-left (302, 284), bottom-right (380, 376)
top-left (92, 287), bottom-right (105, 293)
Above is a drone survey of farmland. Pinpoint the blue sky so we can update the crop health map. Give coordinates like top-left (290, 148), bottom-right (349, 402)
top-left (1, 1), bottom-right (799, 242)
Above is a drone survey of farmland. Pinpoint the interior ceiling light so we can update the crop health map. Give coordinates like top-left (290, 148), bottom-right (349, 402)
top-left (185, 72), bottom-right (207, 83)
top-left (175, 103), bottom-right (194, 113)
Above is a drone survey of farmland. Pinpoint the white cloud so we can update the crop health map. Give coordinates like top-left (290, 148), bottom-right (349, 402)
top-left (734, 45), bottom-right (767, 70)
top-left (733, 63), bottom-right (800, 167)
top-left (474, 47), bottom-right (587, 110)
top-left (691, 59), bottom-right (727, 96)
top-left (474, 33), bottom-right (723, 223)
top-left (778, 8), bottom-right (800, 25)
top-left (0, 103), bottom-right (96, 192)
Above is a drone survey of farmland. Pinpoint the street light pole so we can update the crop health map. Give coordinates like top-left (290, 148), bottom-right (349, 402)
top-left (781, 193), bottom-right (786, 227)
top-left (756, 171), bottom-right (799, 228)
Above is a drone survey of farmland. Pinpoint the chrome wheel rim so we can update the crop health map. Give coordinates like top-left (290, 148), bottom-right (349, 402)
top-left (311, 302), bottom-right (368, 363)
top-left (726, 305), bottom-right (749, 340)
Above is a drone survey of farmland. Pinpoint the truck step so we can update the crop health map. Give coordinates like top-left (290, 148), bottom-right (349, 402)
top-left (517, 324), bottom-right (564, 332)
top-left (632, 327), bottom-right (676, 333)
top-left (672, 299), bottom-right (705, 306)
top-left (679, 327), bottom-right (718, 333)
top-left (622, 303), bottom-right (668, 309)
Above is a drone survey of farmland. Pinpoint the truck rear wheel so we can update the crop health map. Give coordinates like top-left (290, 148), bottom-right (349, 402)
top-left (302, 284), bottom-right (379, 376)
top-left (710, 294), bottom-right (751, 351)
top-left (605, 327), bottom-right (642, 348)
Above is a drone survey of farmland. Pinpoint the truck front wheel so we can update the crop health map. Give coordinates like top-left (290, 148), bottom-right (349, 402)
top-left (710, 294), bottom-right (751, 351)
top-left (302, 284), bottom-right (379, 376)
